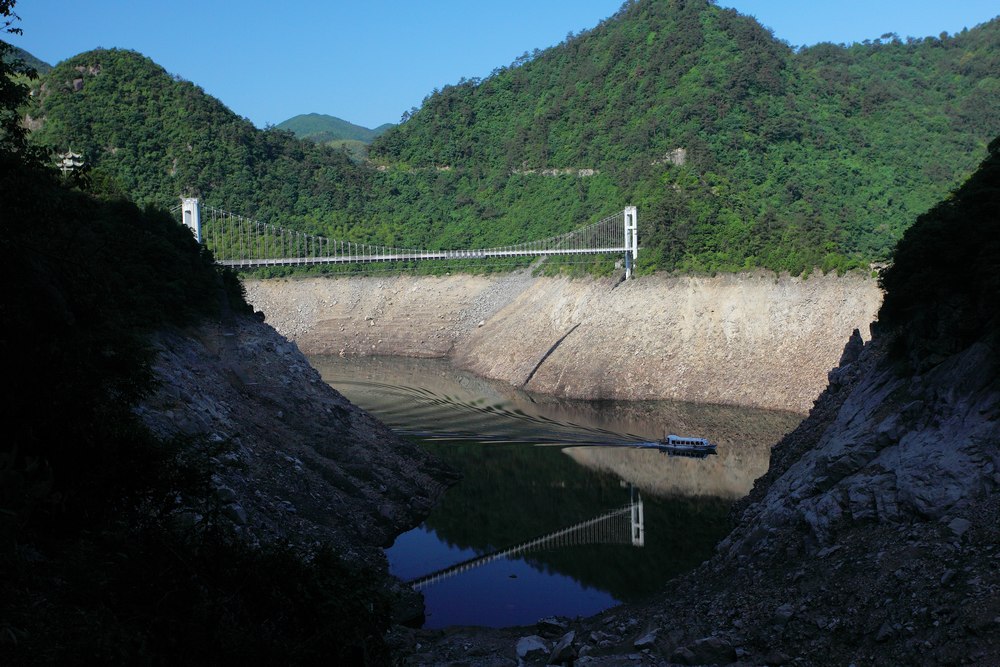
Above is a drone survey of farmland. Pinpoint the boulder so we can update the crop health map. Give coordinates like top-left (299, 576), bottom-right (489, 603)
top-left (633, 628), bottom-right (658, 648)
top-left (548, 631), bottom-right (576, 665)
top-left (516, 635), bottom-right (549, 661)
top-left (670, 636), bottom-right (737, 665)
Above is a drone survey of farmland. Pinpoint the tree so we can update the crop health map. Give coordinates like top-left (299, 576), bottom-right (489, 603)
top-left (0, 0), bottom-right (33, 156)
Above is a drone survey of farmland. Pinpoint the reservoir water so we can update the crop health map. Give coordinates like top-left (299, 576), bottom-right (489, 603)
top-left (311, 355), bottom-right (801, 628)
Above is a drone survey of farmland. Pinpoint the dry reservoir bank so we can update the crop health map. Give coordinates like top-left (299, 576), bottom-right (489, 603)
top-left (245, 271), bottom-right (882, 414)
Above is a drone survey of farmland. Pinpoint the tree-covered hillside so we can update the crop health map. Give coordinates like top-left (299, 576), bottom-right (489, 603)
top-left (369, 0), bottom-right (1000, 274)
top-left (276, 113), bottom-right (394, 162)
top-left (276, 112), bottom-right (393, 144)
top-left (24, 0), bottom-right (1000, 276)
top-left (3, 44), bottom-right (49, 74)
top-left (27, 49), bottom-right (370, 237)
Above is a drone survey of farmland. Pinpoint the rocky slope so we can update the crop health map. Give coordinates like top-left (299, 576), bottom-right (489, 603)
top-left (395, 327), bottom-right (999, 666)
top-left (134, 315), bottom-right (456, 569)
top-left (245, 271), bottom-right (882, 414)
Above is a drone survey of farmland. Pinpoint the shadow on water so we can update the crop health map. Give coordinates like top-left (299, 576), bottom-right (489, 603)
top-left (311, 355), bottom-right (802, 628)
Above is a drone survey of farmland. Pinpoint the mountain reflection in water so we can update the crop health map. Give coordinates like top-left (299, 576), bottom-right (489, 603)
top-left (310, 355), bottom-right (801, 628)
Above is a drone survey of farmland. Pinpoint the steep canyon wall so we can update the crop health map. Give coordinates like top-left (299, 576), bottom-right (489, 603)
top-left (244, 272), bottom-right (882, 414)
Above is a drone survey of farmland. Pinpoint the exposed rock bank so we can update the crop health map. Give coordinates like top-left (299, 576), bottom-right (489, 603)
top-left (135, 316), bottom-right (455, 563)
top-left (245, 271), bottom-right (882, 413)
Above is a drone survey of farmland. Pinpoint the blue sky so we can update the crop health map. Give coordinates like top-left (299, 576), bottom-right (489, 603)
top-left (9, 1), bottom-right (999, 130)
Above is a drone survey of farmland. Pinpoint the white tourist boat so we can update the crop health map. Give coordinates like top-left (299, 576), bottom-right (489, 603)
top-left (652, 434), bottom-right (718, 457)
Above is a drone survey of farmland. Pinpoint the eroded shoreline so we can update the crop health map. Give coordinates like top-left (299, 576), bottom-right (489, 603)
top-left (245, 271), bottom-right (882, 413)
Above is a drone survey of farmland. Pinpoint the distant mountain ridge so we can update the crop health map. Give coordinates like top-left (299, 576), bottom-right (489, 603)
top-left (25, 48), bottom-right (368, 234)
top-left (276, 113), bottom-right (393, 144)
top-left (3, 46), bottom-right (51, 74)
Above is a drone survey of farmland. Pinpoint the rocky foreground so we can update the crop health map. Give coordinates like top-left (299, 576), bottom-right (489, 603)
top-left (157, 287), bottom-right (996, 666)
top-left (135, 316), bottom-right (456, 575)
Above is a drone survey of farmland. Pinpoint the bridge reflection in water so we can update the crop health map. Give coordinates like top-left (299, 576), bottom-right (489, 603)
top-left (410, 486), bottom-right (644, 591)
top-left (312, 355), bottom-right (802, 626)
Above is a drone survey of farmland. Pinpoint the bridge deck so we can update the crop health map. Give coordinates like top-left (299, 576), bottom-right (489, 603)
top-left (218, 246), bottom-right (629, 267)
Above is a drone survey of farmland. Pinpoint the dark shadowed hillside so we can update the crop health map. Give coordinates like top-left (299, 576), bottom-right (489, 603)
top-left (1, 24), bottom-right (448, 662)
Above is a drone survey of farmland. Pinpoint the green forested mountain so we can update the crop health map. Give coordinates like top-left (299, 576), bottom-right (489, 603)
top-left (276, 113), bottom-right (394, 162)
top-left (27, 49), bottom-right (370, 237)
top-left (3, 45), bottom-right (50, 74)
top-left (24, 0), bottom-right (1000, 276)
top-left (276, 112), bottom-right (393, 144)
top-left (369, 0), bottom-right (1000, 274)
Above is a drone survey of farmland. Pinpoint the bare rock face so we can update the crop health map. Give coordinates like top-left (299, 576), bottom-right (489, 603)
top-left (669, 635), bottom-right (737, 665)
top-left (722, 330), bottom-right (999, 560)
top-left (134, 316), bottom-right (455, 560)
top-left (515, 635), bottom-right (549, 660)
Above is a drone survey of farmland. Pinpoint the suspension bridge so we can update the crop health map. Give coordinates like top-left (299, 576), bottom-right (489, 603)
top-left (408, 489), bottom-right (644, 591)
top-left (178, 198), bottom-right (641, 278)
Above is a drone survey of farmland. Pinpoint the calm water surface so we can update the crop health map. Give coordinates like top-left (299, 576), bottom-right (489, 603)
top-left (311, 355), bottom-right (801, 628)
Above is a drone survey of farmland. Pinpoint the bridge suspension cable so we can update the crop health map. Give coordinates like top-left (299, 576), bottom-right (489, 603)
top-left (178, 198), bottom-right (639, 277)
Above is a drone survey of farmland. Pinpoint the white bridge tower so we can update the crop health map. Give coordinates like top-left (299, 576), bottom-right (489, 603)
top-left (181, 197), bottom-right (201, 243)
top-left (624, 205), bottom-right (638, 279)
